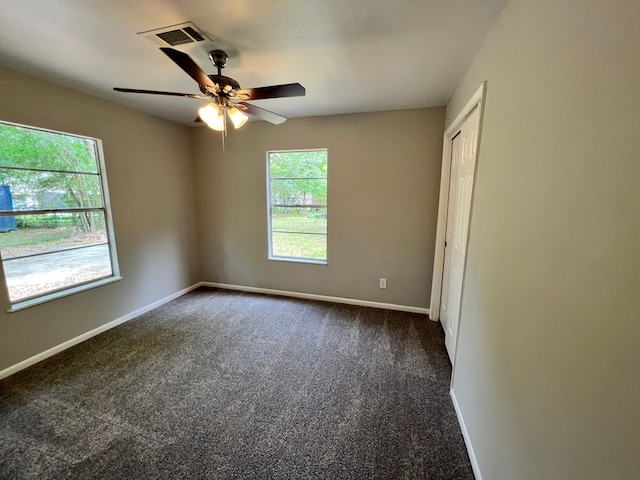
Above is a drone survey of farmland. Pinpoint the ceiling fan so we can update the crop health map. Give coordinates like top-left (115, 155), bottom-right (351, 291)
top-left (114, 47), bottom-right (305, 132)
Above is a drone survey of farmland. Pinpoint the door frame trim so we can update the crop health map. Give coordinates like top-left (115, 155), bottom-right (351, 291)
top-left (429, 82), bottom-right (487, 322)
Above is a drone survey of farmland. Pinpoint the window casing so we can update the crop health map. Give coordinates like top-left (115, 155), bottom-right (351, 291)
top-left (0, 121), bottom-right (120, 310)
top-left (267, 149), bottom-right (327, 264)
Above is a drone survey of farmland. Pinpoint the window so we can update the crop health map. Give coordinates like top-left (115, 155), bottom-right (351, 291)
top-left (267, 149), bottom-right (327, 264)
top-left (0, 121), bottom-right (120, 310)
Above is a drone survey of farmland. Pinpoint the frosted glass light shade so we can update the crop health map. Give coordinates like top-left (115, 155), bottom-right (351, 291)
top-left (199, 103), bottom-right (225, 131)
top-left (228, 107), bottom-right (248, 129)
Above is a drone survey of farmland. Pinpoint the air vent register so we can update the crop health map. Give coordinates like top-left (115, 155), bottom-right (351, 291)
top-left (138, 22), bottom-right (211, 47)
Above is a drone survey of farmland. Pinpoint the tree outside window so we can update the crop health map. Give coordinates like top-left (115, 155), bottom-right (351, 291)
top-left (267, 149), bottom-right (327, 263)
top-left (0, 121), bottom-right (119, 307)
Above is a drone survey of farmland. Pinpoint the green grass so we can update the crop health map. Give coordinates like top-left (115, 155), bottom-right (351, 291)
top-left (271, 214), bottom-right (326, 234)
top-left (271, 215), bottom-right (327, 259)
top-left (0, 227), bottom-right (74, 249)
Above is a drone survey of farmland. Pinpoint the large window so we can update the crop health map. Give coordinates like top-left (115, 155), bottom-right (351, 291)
top-left (267, 149), bottom-right (327, 264)
top-left (0, 121), bottom-right (120, 310)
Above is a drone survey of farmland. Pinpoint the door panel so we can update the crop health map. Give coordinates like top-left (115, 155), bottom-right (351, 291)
top-left (441, 105), bottom-right (480, 363)
top-left (439, 133), bottom-right (461, 334)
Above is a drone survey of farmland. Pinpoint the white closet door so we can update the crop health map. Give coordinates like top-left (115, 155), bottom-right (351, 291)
top-left (441, 105), bottom-right (480, 363)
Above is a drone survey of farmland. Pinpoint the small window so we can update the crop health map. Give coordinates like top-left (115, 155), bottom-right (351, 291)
top-left (0, 121), bottom-right (120, 310)
top-left (267, 149), bottom-right (327, 264)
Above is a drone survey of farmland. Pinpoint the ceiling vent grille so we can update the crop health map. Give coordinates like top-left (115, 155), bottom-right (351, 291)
top-left (138, 22), bottom-right (210, 47)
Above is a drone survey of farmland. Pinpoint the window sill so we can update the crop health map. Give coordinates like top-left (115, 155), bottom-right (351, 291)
top-left (7, 276), bottom-right (123, 313)
top-left (268, 256), bottom-right (327, 266)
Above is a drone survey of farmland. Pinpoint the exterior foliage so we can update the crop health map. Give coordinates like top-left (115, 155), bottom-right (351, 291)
top-left (269, 150), bottom-right (327, 207)
top-left (0, 121), bottom-right (116, 304)
top-left (0, 123), bottom-right (102, 232)
top-left (268, 149), bottom-right (328, 261)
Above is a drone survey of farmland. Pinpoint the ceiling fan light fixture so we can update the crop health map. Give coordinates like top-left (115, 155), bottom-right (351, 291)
top-left (199, 103), bottom-right (225, 131)
top-left (209, 113), bottom-right (225, 132)
top-left (227, 107), bottom-right (249, 129)
top-left (114, 47), bottom-right (305, 144)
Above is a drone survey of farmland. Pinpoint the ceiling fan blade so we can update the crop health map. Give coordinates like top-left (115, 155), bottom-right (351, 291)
top-left (236, 83), bottom-right (305, 101)
top-left (240, 103), bottom-right (287, 125)
top-left (160, 47), bottom-right (219, 94)
top-left (194, 116), bottom-right (203, 123)
top-left (114, 87), bottom-right (209, 99)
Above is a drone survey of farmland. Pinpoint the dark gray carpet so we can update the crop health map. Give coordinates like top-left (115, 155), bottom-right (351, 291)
top-left (0, 287), bottom-right (473, 479)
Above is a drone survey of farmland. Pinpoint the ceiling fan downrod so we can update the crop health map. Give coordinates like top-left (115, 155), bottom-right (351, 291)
top-left (208, 49), bottom-right (228, 75)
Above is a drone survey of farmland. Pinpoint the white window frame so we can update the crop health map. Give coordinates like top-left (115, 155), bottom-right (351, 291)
top-left (266, 148), bottom-right (328, 265)
top-left (0, 120), bottom-right (121, 312)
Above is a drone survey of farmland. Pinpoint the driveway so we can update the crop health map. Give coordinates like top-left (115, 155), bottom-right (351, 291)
top-left (3, 244), bottom-right (112, 301)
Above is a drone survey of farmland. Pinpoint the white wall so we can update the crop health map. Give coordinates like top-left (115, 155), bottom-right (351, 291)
top-left (446, 1), bottom-right (640, 478)
top-left (0, 67), bottom-right (201, 371)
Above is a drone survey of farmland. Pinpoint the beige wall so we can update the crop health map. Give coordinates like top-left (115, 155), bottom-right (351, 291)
top-left (0, 67), bottom-right (200, 371)
top-left (193, 108), bottom-right (444, 308)
top-left (446, 0), bottom-right (640, 478)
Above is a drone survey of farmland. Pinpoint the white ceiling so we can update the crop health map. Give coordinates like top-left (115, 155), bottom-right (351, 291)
top-left (0, 0), bottom-right (507, 126)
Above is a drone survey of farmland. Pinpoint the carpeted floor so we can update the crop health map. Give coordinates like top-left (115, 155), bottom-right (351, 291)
top-left (0, 287), bottom-right (473, 479)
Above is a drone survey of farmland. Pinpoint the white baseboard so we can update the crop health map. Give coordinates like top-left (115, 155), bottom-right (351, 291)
top-left (451, 388), bottom-right (483, 480)
top-left (0, 283), bottom-right (201, 380)
top-left (0, 282), bottom-right (428, 380)
top-left (201, 282), bottom-right (430, 315)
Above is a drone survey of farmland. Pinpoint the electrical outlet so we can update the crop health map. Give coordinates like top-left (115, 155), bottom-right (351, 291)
top-left (379, 278), bottom-right (387, 289)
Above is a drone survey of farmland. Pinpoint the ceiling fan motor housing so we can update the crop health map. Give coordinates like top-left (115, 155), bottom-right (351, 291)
top-left (209, 75), bottom-right (241, 92)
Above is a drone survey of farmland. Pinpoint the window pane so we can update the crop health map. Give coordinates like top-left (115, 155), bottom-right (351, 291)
top-left (0, 170), bottom-right (103, 211)
top-left (0, 121), bottom-right (119, 308)
top-left (270, 178), bottom-right (327, 205)
top-left (272, 232), bottom-right (326, 260)
top-left (268, 149), bottom-right (327, 263)
top-left (0, 124), bottom-right (98, 174)
top-left (269, 150), bottom-right (327, 178)
top-left (271, 207), bottom-right (326, 234)
top-left (0, 212), bottom-right (111, 302)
